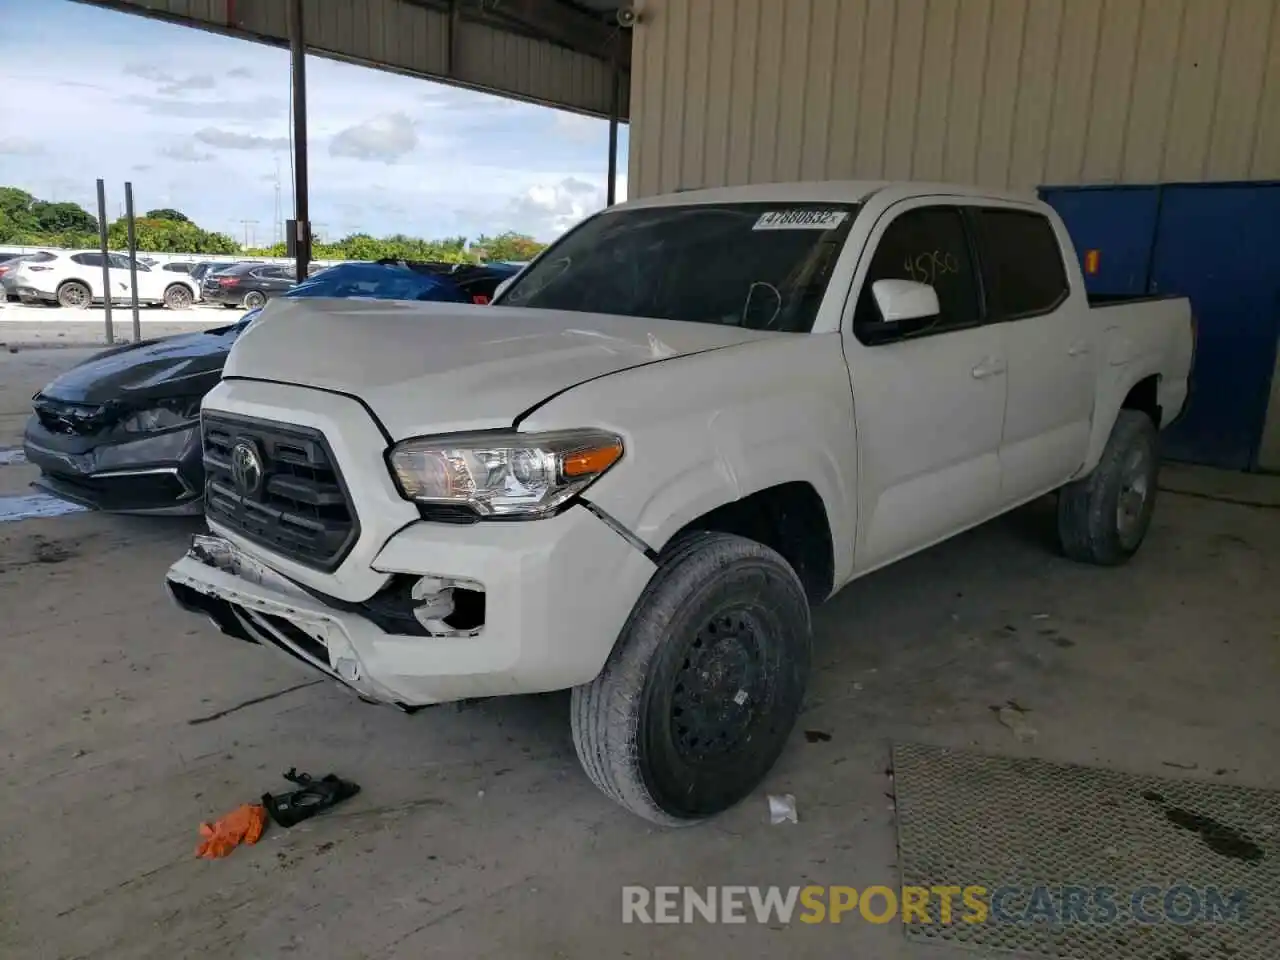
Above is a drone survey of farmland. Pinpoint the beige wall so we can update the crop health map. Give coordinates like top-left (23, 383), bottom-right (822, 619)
top-left (627, 0), bottom-right (1280, 197)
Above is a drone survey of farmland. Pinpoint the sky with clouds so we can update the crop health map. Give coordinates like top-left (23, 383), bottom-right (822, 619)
top-left (0, 0), bottom-right (628, 243)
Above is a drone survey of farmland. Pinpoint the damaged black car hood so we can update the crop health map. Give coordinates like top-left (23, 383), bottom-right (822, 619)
top-left (39, 324), bottom-right (243, 405)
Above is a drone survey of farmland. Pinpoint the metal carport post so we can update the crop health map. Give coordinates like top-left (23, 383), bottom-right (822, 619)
top-left (287, 0), bottom-right (310, 281)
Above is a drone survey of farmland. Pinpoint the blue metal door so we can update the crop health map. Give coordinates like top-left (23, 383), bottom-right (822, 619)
top-left (1152, 184), bottom-right (1280, 470)
top-left (1040, 185), bottom-right (1160, 296)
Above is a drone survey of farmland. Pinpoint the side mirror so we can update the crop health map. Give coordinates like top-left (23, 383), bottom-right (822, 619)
top-left (866, 279), bottom-right (939, 343)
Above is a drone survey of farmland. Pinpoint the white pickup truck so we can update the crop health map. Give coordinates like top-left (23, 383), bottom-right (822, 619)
top-left (166, 182), bottom-right (1194, 824)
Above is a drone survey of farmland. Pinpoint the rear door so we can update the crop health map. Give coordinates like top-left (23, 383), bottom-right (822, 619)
top-left (248, 266), bottom-right (290, 296)
top-left (267, 265), bottom-right (298, 292)
top-left (69, 252), bottom-right (109, 298)
top-left (843, 203), bottom-right (1007, 570)
top-left (969, 206), bottom-right (1093, 500)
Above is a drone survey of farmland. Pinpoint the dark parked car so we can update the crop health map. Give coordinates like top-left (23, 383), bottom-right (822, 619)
top-left (23, 260), bottom-right (520, 514)
top-left (201, 262), bottom-right (296, 309)
top-left (189, 261), bottom-right (234, 284)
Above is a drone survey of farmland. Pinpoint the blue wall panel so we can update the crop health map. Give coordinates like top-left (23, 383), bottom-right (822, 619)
top-left (1041, 181), bottom-right (1280, 470)
top-left (1152, 184), bottom-right (1280, 470)
top-left (1040, 186), bottom-right (1160, 296)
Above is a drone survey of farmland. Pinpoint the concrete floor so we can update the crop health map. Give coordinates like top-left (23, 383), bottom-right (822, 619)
top-left (0, 302), bottom-right (233, 349)
top-left (2, 348), bottom-right (1277, 959)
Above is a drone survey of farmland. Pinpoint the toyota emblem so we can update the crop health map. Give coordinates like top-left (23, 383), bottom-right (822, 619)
top-left (230, 439), bottom-right (264, 499)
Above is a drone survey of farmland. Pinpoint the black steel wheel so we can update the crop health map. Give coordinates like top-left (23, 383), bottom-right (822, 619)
top-left (572, 531), bottom-right (811, 824)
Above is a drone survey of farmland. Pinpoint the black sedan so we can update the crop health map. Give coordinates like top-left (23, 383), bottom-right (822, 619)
top-left (201, 261), bottom-right (295, 309)
top-left (23, 260), bottom-right (521, 514)
top-left (24, 325), bottom-right (237, 513)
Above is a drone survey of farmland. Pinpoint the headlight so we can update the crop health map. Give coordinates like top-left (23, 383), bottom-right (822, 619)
top-left (118, 398), bottom-right (200, 434)
top-left (389, 429), bottom-right (624, 519)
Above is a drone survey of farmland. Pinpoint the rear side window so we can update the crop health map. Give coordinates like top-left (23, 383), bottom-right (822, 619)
top-left (854, 206), bottom-right (980, 340)
top-left (971, 209), bottom-right (1069, 319)
top-left (28, 251), bottom-right (56, 263)
top-left (72, 252), bottom-right (103, 267)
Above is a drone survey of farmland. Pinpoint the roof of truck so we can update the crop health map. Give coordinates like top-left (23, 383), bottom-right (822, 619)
top-left (616, 180), bottom-right (1040, 210)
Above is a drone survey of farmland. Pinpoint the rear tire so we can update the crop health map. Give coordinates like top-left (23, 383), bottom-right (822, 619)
top-left (163, 283), bottom-right (193, 310)
top-left (243, 291), bottom-right (266, 309)
top-left (56, 281), bottom-right (92, 309)
top-left (1057, 410), bottom-right (1159, 565)
top-left (571, 531), bottom-right (811, 825)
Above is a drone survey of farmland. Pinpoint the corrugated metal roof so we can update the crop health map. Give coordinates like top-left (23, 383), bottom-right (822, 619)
top-left (74, 0), bottom-right (630, 118)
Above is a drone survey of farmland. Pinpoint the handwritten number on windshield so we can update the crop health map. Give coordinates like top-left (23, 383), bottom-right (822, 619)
top-left (903, 250), bottom-right (959, 286)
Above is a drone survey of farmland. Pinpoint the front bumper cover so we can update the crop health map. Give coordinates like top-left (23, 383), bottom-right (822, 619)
top-left (166, 506), bottom-right (657, 707)
top-left (23, 420), bottom-right (203, 514)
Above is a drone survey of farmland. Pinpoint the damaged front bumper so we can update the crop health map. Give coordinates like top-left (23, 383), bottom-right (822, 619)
top-left (166, 506), bottom-right (657, 707)
top-left (23, 420), bottom-right (203, 514)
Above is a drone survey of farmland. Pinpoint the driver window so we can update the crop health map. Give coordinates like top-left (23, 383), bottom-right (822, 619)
top-left (854, 206), bottom-right (979, 343)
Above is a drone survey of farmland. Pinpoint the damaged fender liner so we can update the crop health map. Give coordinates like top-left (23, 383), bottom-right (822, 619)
top-left (580, 499), bottom-right (658, 564)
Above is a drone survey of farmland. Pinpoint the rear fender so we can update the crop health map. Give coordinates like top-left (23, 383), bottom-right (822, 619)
top-left (1083, 358), bottom-right (1163, 475)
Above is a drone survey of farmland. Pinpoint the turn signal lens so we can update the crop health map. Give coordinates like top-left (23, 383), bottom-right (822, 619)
top-left (561, 440), bottom-right (623, 478)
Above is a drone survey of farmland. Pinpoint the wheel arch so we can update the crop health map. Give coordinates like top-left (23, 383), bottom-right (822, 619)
top-left (662, 481), bottom-right (835, 604)
top-left (1083, 366), bottom-right (1163, 475)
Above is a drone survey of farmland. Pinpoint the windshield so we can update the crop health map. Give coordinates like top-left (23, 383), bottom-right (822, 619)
top-left (499, 202), bottom-right (859, 332)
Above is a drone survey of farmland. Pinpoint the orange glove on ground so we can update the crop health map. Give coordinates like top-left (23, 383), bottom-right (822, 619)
top-left (195, 803), bottom-right (268, 859)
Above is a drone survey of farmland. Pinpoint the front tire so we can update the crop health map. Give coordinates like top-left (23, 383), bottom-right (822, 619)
top-left (1058, 409), bottom-right (1159, 565)
top-left (56, 281), bottom-right (92, 309)
top-left (571, 531), bottom-right (811, 825)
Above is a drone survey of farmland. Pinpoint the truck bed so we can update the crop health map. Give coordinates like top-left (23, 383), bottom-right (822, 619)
top-left (1088, 292), bottom-right (1183, 308)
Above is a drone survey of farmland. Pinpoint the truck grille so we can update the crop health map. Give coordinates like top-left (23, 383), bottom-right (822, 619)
top-left (202, 413), bottom-right (358, 571)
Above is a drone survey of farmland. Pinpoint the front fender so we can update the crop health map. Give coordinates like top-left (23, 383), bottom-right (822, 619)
top-left (520, 335), bottom-right (859, 588)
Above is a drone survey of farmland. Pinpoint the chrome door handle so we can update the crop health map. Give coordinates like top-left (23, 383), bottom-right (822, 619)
top-left (1068, 341), bottom-right (1092, 357)
top-left (971, 357), bottom-right (1006, 379)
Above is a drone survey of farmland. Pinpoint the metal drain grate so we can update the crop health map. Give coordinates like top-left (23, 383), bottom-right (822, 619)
top-left (891, 743), bottom-right (1279, 959)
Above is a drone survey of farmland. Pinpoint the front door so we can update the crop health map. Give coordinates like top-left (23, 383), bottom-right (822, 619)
top-left (107, 254), bottom-right (135, 302)
top-left (843, 203), bottom-right (1007, 571)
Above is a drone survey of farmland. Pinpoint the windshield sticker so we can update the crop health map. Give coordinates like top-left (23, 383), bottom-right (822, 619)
top-left (753, 209), bottom-right (849, 231)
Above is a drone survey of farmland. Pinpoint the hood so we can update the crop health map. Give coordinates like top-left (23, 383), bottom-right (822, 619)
top-left (225, 297), bottom-right (782, 438)
top-left (39, 325), bottom-right (242, 406)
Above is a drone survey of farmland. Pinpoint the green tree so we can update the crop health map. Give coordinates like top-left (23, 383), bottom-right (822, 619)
top-left (144, 208), bottom-right (190, 223)
top-left (470, 231), bottom-right (546, 262)
top-left (106, 216), bottom-right (237, 255)
top-left (0, 187), bottom-right (38, 238)
top-left (33, 201), bottom-right (98, 235)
